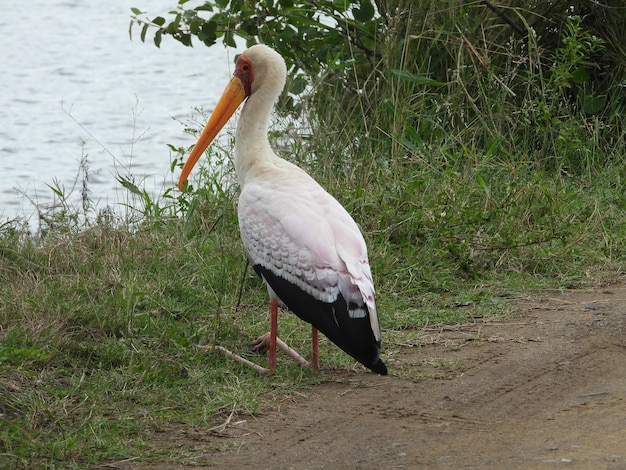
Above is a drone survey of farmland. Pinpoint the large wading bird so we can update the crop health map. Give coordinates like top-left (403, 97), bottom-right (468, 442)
top-left (178, 44), bottom-right (387, 376)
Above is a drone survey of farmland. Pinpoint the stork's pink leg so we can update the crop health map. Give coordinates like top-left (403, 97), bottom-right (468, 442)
top-left (248, 300), bottom-right (316, 371)
top-left (208, 298), bottom-right (311, 375)
top-left (249, 333), bottom-right (309, 365)
top-left (268, 298), bottom-right (278, 373)
top-left (311, 326), bottom-right (319, 370)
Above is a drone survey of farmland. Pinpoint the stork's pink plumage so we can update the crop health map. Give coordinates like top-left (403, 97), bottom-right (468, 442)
top-left (178, 44), bottom-right (386, 375)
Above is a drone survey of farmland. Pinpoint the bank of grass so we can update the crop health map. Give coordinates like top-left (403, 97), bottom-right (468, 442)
top-left (2, 144), bottom-right (626, 469)
top-left (0, 188), bottom-right (323, 468)
top-left (3, 4), bottom-right (626, 468)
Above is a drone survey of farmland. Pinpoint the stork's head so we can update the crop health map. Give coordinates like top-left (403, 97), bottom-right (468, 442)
top-left (177, 44), bottom-right (286, 190)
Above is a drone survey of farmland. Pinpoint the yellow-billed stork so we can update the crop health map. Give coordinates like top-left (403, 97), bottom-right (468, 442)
top-left (178, 44), bottom-right (387, 375)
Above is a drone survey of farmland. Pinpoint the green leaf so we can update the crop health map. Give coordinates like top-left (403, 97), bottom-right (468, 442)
top-left (154, 30), bottom-right (162, 48)
top-left (352, 0), bottom-right (375, 22)
top-left (215, 0), bottom-right (229, 8)
top-left (572, 68), bottom-right (589, 85)
top-left (580, 90), bottom-right (606, 114)
top-left (152, 16), bottom-right (166, 27)
top-left (180, 33), bottom-right (192, 46)
top-left (279, 26), bottom-right (295, 43)
top-left (117, 176), bottom-right (143, 196)
top-left (224, 31), bottom-right (236, 48)
top-left (45, 183), bottom-right (64, 198)
top-left (130, 7), bottom-right (144, 15)
top-left (140, 23), bottom-right (149, 42)
top-left (202, 20), bottom-right (217, 36)
top-left (391, 70), bottom-right (446, 87)
top-left (198, 21), bottom-right (218, 44)
top-left (167, 14), bottom-right (182, 34)
top-left (183, 9), bottom-right (197, 22)
top-left (190, 19), bottom-right (201, 35)
top-left (241, 19), bottom-right (258, 36)
top-left (282, 11), bottom-right (328, 29)
top-left (196, 3), bottom-right (214, 11)
top-left (289, 75), bottom-right (307, 95)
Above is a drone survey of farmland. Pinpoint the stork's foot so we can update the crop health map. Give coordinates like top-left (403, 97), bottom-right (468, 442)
top-left (249, 332), bottom-right (272, 354)
top-left (249, 333), bottom-right (311, 368)
top-left (198, 335), bottom-right (314, 376)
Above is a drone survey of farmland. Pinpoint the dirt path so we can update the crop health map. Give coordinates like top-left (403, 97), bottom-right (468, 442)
top-left (144, 282), bottom-right (626, 469)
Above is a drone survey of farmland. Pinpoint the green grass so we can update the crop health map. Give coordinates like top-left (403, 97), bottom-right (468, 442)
top-left (2, 2), bottom-right (626, 467)
top-left (3, 151), bottom-right (626, 467)
top-left (0, 211), bottom-right (326, 468)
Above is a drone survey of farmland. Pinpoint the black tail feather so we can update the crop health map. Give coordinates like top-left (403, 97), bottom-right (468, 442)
top-left (254, 265), bottom-right (387, 375)
top-left (369, 358), bottom-right (388, 375)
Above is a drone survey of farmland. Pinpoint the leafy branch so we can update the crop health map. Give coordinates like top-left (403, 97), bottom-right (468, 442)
top-left (129, 0), bottom-right (383, 84)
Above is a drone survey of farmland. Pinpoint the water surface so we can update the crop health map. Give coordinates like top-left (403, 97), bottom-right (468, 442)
top-left (0, 0), bottom-right (239, 224)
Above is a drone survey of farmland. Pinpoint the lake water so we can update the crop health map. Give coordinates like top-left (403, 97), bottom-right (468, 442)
top-left (0, 0), bottom-right (240, 225)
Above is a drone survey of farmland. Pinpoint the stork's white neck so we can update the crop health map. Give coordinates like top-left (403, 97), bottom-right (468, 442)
top-left (234, 89), bottom-right (278, 187)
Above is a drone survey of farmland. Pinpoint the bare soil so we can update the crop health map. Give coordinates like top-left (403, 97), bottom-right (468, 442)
top-left (137, 281), bottom-right (626, 469)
